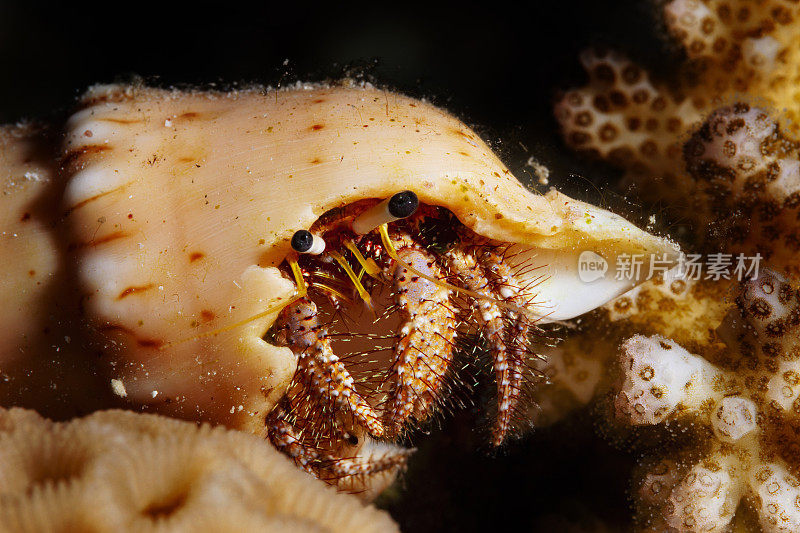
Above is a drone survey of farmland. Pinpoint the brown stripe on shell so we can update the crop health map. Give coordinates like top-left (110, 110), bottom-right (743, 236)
top-left (61, 144), bottom-right (112, 169)
top-left (68, 231), bottom-right (129, 250)
top-left (98, 117), bottom-right (142, 125)
top-left (99, 324), bottom-right (164, 349)
top-left (117, 284), bottom-right (155, 300)
top-left (64, 182), bottom-right (133, 215)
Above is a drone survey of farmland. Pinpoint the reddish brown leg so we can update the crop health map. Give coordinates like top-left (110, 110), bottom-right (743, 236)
top-left (278, 297), bottom-right (384, 437)
top-left (383, 244), bottom-right (457, 435)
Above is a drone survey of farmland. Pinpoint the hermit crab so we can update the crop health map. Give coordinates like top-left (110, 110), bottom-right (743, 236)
top-left (2, 81), bottom-right (675, 492)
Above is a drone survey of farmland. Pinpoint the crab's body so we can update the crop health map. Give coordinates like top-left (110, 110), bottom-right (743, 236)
top-left (1, 82), bottom-right (675, 492)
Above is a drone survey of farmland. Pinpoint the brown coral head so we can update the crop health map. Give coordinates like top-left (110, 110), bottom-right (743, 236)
top-left (736, 269), bottom-right (800, 337)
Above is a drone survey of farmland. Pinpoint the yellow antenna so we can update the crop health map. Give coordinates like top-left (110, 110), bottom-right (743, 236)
top-left (329, 250), bottom-right (373, 307)
top-left (344, 241), bottom-right (381, 278)
top-left (311, 282), bottom-right (353, 305)
top-left (288, 257), bottom-right (307, 297)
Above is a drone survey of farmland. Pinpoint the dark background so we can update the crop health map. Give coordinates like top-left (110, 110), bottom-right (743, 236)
top-left (0, 1), bottom-right (677, 201)
top-left (0, 2), bottom-right (680, 531)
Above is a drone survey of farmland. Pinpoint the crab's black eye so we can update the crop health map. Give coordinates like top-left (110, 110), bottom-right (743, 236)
top-left (291, 230), bottom-right (325, 254)
top-left (388, 190), bottom-right (419, 219)
top-left (352, 190), bottom-right (420, 234)
top-left (291, 230), bottom-right (313, 252)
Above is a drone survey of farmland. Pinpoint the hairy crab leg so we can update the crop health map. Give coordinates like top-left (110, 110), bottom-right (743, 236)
top-left (277, 296), bottom-right (384, 437)
top-left (322, 442), bottom-right (415, 482)
top-left (479, 246), bottom-right (540, 445)
top-left (266, 412), bottom-right (321, 475)
top-left (267, 407), bottom-right (412, 483)
top-left (446, 246), bottom-right (516, 444)
top-left (383, 237), bottom-right (457, 435)
top-left (446, 243), bottom-right (541, 445)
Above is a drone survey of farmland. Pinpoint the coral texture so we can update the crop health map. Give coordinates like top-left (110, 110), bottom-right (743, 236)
top-left (545, 1), bottom-right (800, 530)
top-left (615, 270), bottom-right (800, 532)
top-left (0, 407), bottom-right (398, 533)
top-left (531, 270), bottom-right (732, 426)
top-left (683, 103), bottom-right (800, 275)
top-left (538, 103), bottom-right (800, 426)
top-left (555, 0), bottom-right (800, 209)
top-left (544, 0), bottom-right (800, 415)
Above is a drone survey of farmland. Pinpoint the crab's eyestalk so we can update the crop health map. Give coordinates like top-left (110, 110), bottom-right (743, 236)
top-left (60, 83), bottom-right (679, 496)
top-left (291, 230), bottom-right (326, 255)
top-left (352, 191), bottom-right (419, 235)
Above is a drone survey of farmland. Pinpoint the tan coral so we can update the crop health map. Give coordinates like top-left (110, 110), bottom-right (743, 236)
top-left (537, 103), bottom-right (800, 424)
top-left (542, 0), bottom-right (800, 428)
top-left (555, 0), bottom-right (800, 207)
top-left (0, 407), bottom-right (398, 533)
top-left (531, 269), bottom-right (732, 425)
top-left (609, 270), bottom-right (800, 532)
top-left (683, 103), bottom-right (800, 275)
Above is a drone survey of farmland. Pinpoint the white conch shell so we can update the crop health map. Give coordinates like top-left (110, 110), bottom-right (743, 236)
top-left (54, 83), bottom-right (677, 432)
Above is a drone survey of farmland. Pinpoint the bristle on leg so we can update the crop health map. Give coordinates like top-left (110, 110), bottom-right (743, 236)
top-left (278, 297), bottom-right (384, 437)
top-left (383, 242), bottom-right (457, 435)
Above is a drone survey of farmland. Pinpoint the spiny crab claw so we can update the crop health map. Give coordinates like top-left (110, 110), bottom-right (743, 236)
top-left (50, 83), bottom-right (678, 490)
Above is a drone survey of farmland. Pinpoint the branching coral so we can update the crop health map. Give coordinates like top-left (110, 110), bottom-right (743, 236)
top-left (612, 269), bottom-right (800, 532)
top-left (555, 0), bottom-right (800, 208)
top-left (541, 3), bottom-right (800, 529)
top-left (683, 103), bottom-right (800, 275)
top-left (530, 269), bottom-right (732, 426)
top-left (0, 407), bottom-right (398, 532)
top-left (537, 101), bottom-right (800, 426)
top-left (541, 0), bottom-right (800, 412)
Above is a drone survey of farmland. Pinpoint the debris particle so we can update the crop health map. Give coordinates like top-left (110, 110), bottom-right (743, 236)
top-left (526, 156), bottom-right (550, 185)
top-left (111, 378), bottom-right (127, 398)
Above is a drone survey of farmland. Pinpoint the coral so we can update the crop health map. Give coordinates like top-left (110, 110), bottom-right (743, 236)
top-left (547, 2), bottom-right (800, 529)
top-left (543, 0), bottom-right (800, 424)
top-left (530, 270), bottom-right (732, 426)
top-left (555, 0), bottom-right (800, 208)
top-left (0, 407), bottom-right (398, 532)
top-left (683, 103), bottom-right (800, 275)
top-left (611, 269), bottom-right (800, 531)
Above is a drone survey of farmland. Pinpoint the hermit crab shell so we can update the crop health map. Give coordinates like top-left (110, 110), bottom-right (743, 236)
top-left (62, 83), bottom-right (676, 432)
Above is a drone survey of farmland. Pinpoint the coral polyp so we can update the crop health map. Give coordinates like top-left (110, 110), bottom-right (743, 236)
top-left (616, 270), bottom-right (800, 532)
top-left (541, 0), bottom-right (800, 529)
top-left (683, 103), bottom-right (800, 275)
top-left (556, 0), bottom-right (800, 207)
